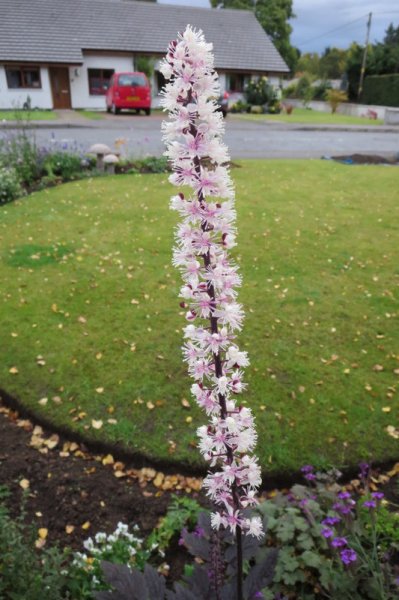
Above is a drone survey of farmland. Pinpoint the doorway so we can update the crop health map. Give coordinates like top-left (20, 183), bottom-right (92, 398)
top-left (49, 67), bottom-right (71, 109)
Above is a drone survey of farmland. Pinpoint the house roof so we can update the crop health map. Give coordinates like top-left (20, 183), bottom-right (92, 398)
top-left (0, 0), bottom-right (289, 73)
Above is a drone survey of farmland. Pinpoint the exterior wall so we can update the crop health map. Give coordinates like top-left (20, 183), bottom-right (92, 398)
top-left (0, 65), bottom-right (53, 109)
top-left (69, 53), bottom-right (134, 109)
top-left (385, 108), bottom-right (399, 125)
top-left (287, 99), bottom-right (387, 120)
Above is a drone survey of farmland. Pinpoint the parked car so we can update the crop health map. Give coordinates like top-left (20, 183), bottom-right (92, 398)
top-left (106, 72), bottom-right (151, 115)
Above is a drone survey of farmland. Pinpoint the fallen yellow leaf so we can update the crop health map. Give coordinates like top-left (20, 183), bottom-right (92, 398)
top-left (9, 367), bottom-right (18, 375)
top-left (19, 478), bottom-right (30, 490)
top-left (38, 528), bottom-right (48, 540)
top-left (91, 419), bottom-right (103, 429)
top-left (102, 454), bottom-right (114, 465)
top-left (65, 525), bottom-right (75, 534)
top-left (81, 521), bottom-right (91, 530)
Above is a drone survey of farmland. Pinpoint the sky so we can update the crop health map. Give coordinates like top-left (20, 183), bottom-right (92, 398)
top-left (157, 0), bottom-right (399, 53)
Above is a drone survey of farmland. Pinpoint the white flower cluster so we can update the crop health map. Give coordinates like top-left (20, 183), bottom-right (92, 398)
top-left (161, 25), bottom-right (263, 539)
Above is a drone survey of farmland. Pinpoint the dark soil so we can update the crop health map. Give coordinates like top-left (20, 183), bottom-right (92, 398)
top-left (331, 153), bottom-right (399, 165)
top-left (0, 401), bottom-right (206, 560)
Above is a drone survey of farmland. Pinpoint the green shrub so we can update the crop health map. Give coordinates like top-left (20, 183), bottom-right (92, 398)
top-left (296, 74), bottom-right (315, 106)
top-left (326, 89), bottom-right (348, 113)
top-left (0, 166), bottom-right (23, 204)
top-left (0, 131), bottom-right (42, 187)
top-left (282, 82), bottom-right (298, 98)
top-left (313, 80), bottom-right (332, 100)
top-left (362, 74), bottom-right (399, 107)
top-left (245, 76), bottom-right (274, 106)
top-left (0, 486), bottom-right (69, 600)
top-left (230, 99), bottom-right (249, 113)
top-left (43, 151), bottom-right (84, 181)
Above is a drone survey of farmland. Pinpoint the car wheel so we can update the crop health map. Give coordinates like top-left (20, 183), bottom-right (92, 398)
top-left (145, 108), bottom-right (151, 116)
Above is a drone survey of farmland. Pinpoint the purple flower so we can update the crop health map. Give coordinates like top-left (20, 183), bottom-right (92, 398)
top-left (333, 502), bottom-right (353, 515)
top-left (332, 537), bottom-right (348, 548)
top-left (304, 472), bottom-right (316, 481)
top-left (194, 526), bottom-right (205, 538)
top-left (301, 465), bottom-right (314, 474)
top-left (322, 516), bottom-right (341, 526)
top-left (340, 548), bottom-right (357, 565)
top-left (363, 500), bottom-right (376, 509)
top-left (321, 527), bottom-right (334, 538)
top-left (358, 461), bottom-right (369, 480)
top-left (337, 491), bottom-right (351, 500)
top-left (371, 492), bottom-right (384, 501)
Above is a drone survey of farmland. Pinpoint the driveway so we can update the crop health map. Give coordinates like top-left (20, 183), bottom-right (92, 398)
top-left (2, 112), bottom-right (398, 159)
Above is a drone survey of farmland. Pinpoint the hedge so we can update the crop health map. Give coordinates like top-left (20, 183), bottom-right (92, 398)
top-left (361, 74), bottom-right (399, 107)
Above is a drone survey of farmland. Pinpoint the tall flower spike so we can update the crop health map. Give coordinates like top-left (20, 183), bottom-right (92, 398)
top-left (161, 25), bottom-right (263, 540)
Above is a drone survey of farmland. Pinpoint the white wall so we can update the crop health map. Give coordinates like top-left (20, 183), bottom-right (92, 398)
top-left (287, 98), bottom-right (387, 119)
top-left (0, 66), bottom-right (53, 109)
top-left (70, 54), bottom-right (134, 109)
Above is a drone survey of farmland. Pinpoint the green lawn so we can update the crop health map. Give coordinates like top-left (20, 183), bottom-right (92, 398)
top-left (76, 110), bottom-right (104, 120)
top-left (0, 110), bottom-right (58, 121)
top-left (234, 108), bottom-right (384, 126)
top-left (0, 161), bottom-right (398, 475)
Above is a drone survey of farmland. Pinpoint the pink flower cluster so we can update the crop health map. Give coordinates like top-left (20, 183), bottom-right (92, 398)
top-left (161, 26), bottom-right (263, 539)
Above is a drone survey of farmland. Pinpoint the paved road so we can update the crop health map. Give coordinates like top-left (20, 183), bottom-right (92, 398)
top-left (2, 113), bottom-right (398, 159)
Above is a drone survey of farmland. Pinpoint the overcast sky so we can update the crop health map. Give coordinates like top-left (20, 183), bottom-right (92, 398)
top-left (158, 0), bottom-right (399, 53)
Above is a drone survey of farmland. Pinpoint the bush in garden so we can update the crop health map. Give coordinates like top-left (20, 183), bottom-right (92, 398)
top-left (245, 76), bottom-right (275, 106)
top-left (296, 74), bottom-right (315, 107)
top-left (43, 150), bottom-right (86, 181)
top-left (312, 80), bottom-right (332, 101)
top-left (0, 130), bottom-right (43, 187)
top-left (0, 166), bottom-right (23, 204)
top-left (326, 89), bottom-right (348, 114)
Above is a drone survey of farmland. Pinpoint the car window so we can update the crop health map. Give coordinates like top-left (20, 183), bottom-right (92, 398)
top-left (118, 74), bottom-right (147, 87)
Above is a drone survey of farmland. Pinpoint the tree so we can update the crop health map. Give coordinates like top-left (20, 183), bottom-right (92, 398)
top-left (344, 22), bottom-right (399, 100)
top-left (297, 52), bottom-right (320, 77)
top-left (210, 0), bottom-right (298, 72)
top-left (319, 47), bottom-right (347, 79)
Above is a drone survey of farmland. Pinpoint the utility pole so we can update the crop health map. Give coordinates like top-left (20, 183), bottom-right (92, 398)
top-left (358, 12), bottom-right (372, 100)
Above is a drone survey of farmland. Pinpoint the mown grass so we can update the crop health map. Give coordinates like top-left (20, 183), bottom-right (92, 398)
top-left (0, 110), bottom-right (58, 121)
top-left (76, 110), bottom-right (104, 120)
top-left (0, 161), bottom-right (398, 474)
top-left (234, 108), bottom-right (384, 126)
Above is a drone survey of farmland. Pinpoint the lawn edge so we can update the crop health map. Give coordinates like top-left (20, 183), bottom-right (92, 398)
top-left (2, 385), bottom-right (398, 491)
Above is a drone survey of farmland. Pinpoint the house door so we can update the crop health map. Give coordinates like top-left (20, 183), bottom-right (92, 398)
top-left (50, 67), bottom-right (71, 109)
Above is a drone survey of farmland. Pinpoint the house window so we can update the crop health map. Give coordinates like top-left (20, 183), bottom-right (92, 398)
top-left (88, 68), bottom-right (114, 95)
top-left (6, 66), bottom-right (41, 89)
top-left (227, 73), bottom-right (250, 93)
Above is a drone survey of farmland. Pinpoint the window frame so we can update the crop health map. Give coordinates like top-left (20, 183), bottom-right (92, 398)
top-left (87, 68), bottom-right (114, 96)
top-left (5, 65), bottom-right (42, 89)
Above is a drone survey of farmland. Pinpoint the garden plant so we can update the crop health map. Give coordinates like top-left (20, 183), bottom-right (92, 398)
top-left (160, 25), bottom-right (265, 598)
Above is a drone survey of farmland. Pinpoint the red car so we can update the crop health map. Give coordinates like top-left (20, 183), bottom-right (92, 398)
top-left (106, 72), bottom-right (151, 115)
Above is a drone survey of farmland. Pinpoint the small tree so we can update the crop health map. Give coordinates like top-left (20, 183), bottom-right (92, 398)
top-left (296, 74), bottom-right (315, 107)
top-left (325, 89), bottom-right (348, 113)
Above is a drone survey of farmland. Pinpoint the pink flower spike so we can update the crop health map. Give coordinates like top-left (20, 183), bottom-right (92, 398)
top-left (161, 24), bottom-right (263, 540)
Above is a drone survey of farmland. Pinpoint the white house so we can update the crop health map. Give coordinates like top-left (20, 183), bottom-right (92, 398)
top-left (0, 0), bottom-right (289, 111)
